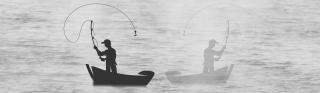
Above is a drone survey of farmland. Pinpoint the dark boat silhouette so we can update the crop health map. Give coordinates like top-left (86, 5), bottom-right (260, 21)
top-left (86, 64), bottom-right (154, 86)
top-left (166, 64), bottom-right (233, 84)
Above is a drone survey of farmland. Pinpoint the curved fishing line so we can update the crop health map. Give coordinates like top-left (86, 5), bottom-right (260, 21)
top-left (63, 3), bottom-right (137, 43)
top-left (63, 19), bottom-right (92, 43)
top-left (182, 2), bottom-right (267, 36)
top-left (182, 5), bottom-right (214, 36)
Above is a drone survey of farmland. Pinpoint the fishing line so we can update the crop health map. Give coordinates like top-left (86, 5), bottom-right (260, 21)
top-left (182, 2), bottom-right (265, 36)
top-left (63, 3), bottom-right (138, 43)
top-left (63, 19), bottom-right (92, 43)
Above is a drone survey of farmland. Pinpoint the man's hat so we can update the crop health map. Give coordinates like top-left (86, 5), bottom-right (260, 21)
top-left (209, 39), bottom-right (218, 45)
top-left (101, 39), bottom-right (111, 44)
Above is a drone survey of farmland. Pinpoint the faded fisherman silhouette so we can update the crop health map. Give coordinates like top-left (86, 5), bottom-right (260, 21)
top-left (165, 39), bottom-right (233, 84)
top-left (165, 21), bottom-right (233, 84)
top-left (203, 39), bottom-right (226, 73)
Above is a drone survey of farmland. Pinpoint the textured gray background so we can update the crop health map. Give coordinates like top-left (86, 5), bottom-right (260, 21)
top-left (1, 0), bottom-right (319, 92)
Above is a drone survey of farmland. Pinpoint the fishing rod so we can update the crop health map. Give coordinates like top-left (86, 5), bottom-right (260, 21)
top-left (90, 20), bottom-right (98, 47)
top-left (225, 20), bottom-right (230, 46)
top-left (63, 3), bottom-right (137, 43)
top-left (217, 20), bottom-right (230, 61)
top-left (90, 20), bottom-right (105, 61)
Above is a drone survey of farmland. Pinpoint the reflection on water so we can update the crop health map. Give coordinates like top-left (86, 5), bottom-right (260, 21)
top-left (1, 0), bottom-right (320, 93)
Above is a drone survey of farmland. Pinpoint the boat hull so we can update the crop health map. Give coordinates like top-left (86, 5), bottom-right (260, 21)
top-left (86, 64), bottom-right (154, 86)
top-left (166, 64), bottom-right (234, 84)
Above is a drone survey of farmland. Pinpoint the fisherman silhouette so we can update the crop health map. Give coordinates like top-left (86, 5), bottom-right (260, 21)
top-left (203, 39), bottom-right (226, 73)
top-left (93, 39), bottom-right (117, 74)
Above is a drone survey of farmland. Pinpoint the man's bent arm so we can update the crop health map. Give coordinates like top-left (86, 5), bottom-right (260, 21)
top-left (215, 45), bottom-right (226, 61)
top-left (94, 46), bottom-right (103, 56)
top-left (217, 45), bottom-right (226, 56)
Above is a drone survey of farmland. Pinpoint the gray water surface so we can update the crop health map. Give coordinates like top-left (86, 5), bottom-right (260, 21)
top-left (1, 0), bottom-right (320, 93)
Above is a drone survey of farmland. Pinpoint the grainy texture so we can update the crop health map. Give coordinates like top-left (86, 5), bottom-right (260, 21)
top-left (1, 0), bottom-right (320, 93)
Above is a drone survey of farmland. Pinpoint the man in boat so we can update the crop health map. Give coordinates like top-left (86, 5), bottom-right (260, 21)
top-left (203, 39), bottom-right (226, 73)
top-left (93, 39), bottom-right (117, 74)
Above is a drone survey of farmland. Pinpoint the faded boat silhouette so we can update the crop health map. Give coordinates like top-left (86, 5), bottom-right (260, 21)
top-left (166, 64), bottom-right (234, 84)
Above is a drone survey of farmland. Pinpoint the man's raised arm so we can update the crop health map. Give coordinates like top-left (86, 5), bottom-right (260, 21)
top-left (215, 45), bottom-right (227, 61)
top-left (94, 46), bottom-right (103, 56)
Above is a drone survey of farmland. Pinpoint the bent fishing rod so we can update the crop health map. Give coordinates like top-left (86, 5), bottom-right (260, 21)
top-left (224, 20), bottom-right (230, 46)
top-left (90, 20), bottom-right (98, 47)
top-left (217, 20), bottom-right (230, 61)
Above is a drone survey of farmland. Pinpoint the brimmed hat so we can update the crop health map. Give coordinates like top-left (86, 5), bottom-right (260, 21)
top-left (209, 39), bottom-right (218, 44)
top-left (101, 39), bottom-right (111, 44)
